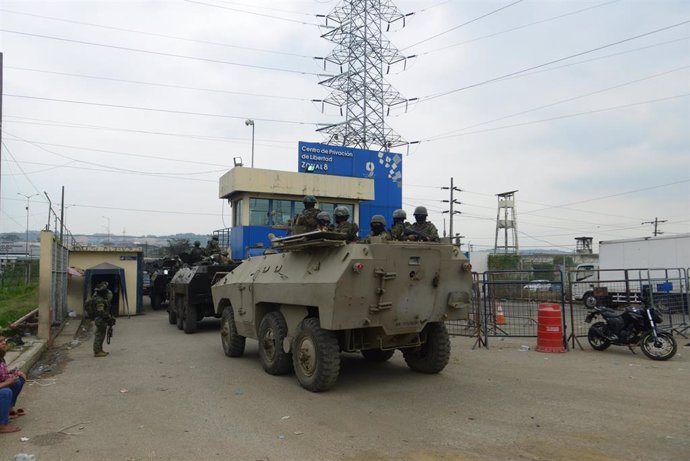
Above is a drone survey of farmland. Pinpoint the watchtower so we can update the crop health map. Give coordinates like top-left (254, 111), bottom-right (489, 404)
top-left (494, 190), bottom-right (519, 254)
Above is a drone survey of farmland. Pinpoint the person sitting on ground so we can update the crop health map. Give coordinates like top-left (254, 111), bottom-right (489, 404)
top-left (0, 336), bottom-right (26, 429)
top-left (0, 386), bottom-right (19, 434)
top-left (363, 215), bottom-right (392, 243)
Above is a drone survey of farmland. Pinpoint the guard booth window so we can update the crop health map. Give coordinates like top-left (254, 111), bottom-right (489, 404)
top-left (249, 198), bottom-right (270, 225)
top-left (232, 199), bottom-right (243, 226)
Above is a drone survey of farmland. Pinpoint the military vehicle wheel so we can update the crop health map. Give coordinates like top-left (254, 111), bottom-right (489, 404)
top-left (176, 298), bottom-right (184, 330)
top-left (361, 349), bottom-right (395, 362)
top-left (403, 322), bottom-right (450, 374)
top-left (167, 308), bottom-right (177, 325)
top-left (292, 318), bottom-right (340, 392)
top-left (221, 306), bottom-right (245, 357)
top-left (151, 292), bottom-right (162, 311)
top-left (183, 304), bottom-right (198, 334)
top-left (258, 312), bottom-right (293, 375)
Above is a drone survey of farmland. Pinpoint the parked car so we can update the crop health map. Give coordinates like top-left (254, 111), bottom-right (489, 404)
top-left (523, 280), bottom-right (551, 292)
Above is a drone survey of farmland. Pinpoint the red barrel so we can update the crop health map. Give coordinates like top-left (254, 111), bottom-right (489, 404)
top-left (536, 303), bottom-right (566, 353)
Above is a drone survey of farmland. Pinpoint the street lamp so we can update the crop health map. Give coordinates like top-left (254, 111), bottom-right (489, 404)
top-left (17, 192), bottom-right (39, 258)
top-left (245, 119), bottom-right (255, 168)
top-left (102, 216), bottom-right (111, 245)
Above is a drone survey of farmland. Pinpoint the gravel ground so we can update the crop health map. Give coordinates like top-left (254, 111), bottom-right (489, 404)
top-left (1, 303), bottom-right (687, 461)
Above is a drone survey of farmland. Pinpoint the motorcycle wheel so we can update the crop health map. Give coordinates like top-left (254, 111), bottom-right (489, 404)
top-left (640, 331), bottom-right (677, 361)
top-left (587, 322), bottom-right (611, 351)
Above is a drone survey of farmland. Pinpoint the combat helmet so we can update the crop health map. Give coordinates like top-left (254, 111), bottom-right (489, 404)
top-left (392, 209), bottom-right (407, 220)
top-left (334, 206), bottom-right (350, 218)
top-left (413, 206), bottom-right (428, 217)
top-left (370, 215), bottom-right (386, 226)
top-left (303, 195), bottom-right (317, 204)
top-left (316, 211), bottom-right (332, 225)
top-left (194, 241), bottom-right (201, 247)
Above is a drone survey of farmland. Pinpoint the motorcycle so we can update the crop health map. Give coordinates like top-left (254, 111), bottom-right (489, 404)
top-left (585, 301), bottom-right (677, 361)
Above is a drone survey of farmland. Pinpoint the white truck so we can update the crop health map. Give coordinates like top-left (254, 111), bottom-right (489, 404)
top-left (572, 234), bottom-right (690, 308)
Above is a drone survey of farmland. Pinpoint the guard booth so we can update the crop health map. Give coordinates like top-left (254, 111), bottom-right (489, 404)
top-left (83, 262), bottom-right (129, 317)
top-left (219, 167), bottom-right (375, 260)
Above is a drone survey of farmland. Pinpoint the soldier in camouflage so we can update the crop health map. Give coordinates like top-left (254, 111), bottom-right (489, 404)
top-left (364, 215), bottom-right (392, 243)
top-left (292, 195), bottom-right (321, 234)
top-left (205, 236), bottom-right (221, 256)
top-left (408, 206), bottom-right (440, 242)
top-left (333, 206), bottom-right (359, 242)
top-left (390, 209), bottom-right (410, 241)
top-left (190, 241), bottom-right (204, 263)
top-left (316, 211), bottom-right (334, 231)
top-left (91, 282), bottom-right (115, 357)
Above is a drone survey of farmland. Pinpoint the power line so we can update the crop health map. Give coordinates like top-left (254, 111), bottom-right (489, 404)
top-left (7, 66), bottom-right (312, 101)
top-left (423, 65), bottom-right (689, 141)
top-left (419, 20), bottom-right (690, 102)
top-left (0, 8), bottom-right (316, 59)
top-left (3, 93), bottom-right (321, 126)
top-left (419, 0), bottom-right (620, 56)
top-left (417, 93), bottom-right (690, 142)
top-left (0, 141), bottom-right (43, 196)
top-left (0, 29), bottom-right (322, 76)
top-left (183, 0), bottom-right (321, 26)
top-left (402, 0), bottom-right (524, 50)
top-left (3, 116), bottom-right (295, 146)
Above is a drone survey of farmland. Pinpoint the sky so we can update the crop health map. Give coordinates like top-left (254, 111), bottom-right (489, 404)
top-left (0, 0), bottom-right (688, 252)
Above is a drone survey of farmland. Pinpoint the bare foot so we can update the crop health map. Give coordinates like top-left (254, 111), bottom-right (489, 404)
top-left (0, 424), bottom-right (21, 433)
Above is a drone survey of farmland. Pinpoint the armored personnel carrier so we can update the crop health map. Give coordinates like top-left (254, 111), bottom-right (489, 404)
top-left (149, 257), bottom-right (181, 310)
top-left (211, 231), bottom-right (473, 392)
top-left (168, 262), bottom-right (239, 333)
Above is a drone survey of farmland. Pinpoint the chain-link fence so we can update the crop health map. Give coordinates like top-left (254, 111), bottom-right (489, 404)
top-left (445, 273), bottom-right (484, 348)
top-left (0, 260), bottom-right (40, 289)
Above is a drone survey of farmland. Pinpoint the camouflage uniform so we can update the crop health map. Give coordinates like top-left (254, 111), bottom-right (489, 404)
top-left (91, 290), bottom-right (114, 356)
top-left (335, 221), bottom-right (359, 242)
top-left (364, 230), bottom-right (392, 243)
top-left (409, 221), bottom-right (440, 242)
top-left (190, 241), bottom-right (204, 262)
top-left (292, 207), bottom-right (321, 234)
top-left (390, 221), bottom-right (410, 241)
top-left (206, 237), bottom-right (220, 256)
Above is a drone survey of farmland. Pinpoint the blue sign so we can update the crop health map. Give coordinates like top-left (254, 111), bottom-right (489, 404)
top-left (297, 141), bottom-right (402, 232)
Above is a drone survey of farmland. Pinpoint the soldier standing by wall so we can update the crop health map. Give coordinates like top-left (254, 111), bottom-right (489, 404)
top-left (334, 206), bottom-right (359, 242)
top-left (90, 282), bottom-right (115, 357)
top-left (292, 195), bottom-right (320, 234)
top-left (390, 209), bottom-right (410, 241)
top-left (409, 206), bottom-right (440, 242)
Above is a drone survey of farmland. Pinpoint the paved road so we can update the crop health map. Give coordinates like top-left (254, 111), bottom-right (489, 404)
top-left (1, 303), bottom-right (688, 461)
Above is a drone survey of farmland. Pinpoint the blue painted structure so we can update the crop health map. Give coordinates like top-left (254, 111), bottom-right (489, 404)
top-left (230, 226), bottom-right (290, 260)
top-left (297, 141), bottom-right (403, 231)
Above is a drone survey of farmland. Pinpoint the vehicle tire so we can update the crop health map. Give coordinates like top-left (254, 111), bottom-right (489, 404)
top-left (292, 317), bottom-right (340, 392)
top-left (221, 306), bottom-right (245, 357)
top-left (583, 292), bottom-right (597, 309)
top-left (183, 303), bottom-right (198, 334)
top-left (587, 322), bottom-right (611, 351)
top-left (640, 331), bottom-right (677, 361)
top-left (258, 312), bottom-right (293, 375)
top-left (176, 298), bottom-right (184, 330)
top-left (361, 349), bottom-right (395, 362)
top-left (167, 308), bottom-right (177, 325)
top-left (403, 322), bottom-right (451, 374)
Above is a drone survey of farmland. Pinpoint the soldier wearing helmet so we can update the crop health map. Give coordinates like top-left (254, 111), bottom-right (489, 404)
top-left (333, 206), bottom-right (359, 242)
top-left (190, 240), bottom-right (204, 263)
top-left (364, 214), bottom-right (392, 243)
top-left (292, 195), bottom-right (321, 234)
top-left (390, 208), bottom-right (410, 241)
top-left (408, 206), bottom-right (440, 242)
top-left (316, 211), bottom-right (334, 231)
top-left (89, 281), bottom-right (114, 357)
top-left (205, 235), bottom-right (221, 256)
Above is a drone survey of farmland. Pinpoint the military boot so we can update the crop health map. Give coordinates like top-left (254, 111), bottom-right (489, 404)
top-left (94, 351), bottom-right (109, 357)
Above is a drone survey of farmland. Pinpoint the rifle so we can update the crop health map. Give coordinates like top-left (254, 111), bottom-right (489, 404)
top-left (403, 227), bottom-right (432, 242)
top-left (106, 318), bottom-right (116, 344)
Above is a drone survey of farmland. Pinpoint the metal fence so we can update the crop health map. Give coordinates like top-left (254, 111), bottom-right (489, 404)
top-left (0, 260), bottom-right (40, 289)
top-left (49, 238), bottom-right (70, 339)
top-left (447, 267), bottom-right (690, 349)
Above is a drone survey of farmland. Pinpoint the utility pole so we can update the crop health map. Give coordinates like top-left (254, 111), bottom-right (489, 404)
top-left (442, 177), bottom-right (462, 241)
top-left (642, 217), bottom-right (667, 236)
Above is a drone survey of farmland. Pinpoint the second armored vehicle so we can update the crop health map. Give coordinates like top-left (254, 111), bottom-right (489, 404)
top-left (168, 262), bottom-right (238, 333)
top-left (211, 231), bottom-right (473, 392)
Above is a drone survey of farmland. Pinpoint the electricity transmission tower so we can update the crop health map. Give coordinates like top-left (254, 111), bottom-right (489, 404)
top-left (315, 0), bottom-right (412, 151)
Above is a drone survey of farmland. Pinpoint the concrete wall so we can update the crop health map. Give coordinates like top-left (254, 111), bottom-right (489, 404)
top-left (37, 231), bottom-right (54, 340)
top-left (68, 247), bottom-right (142, 316)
